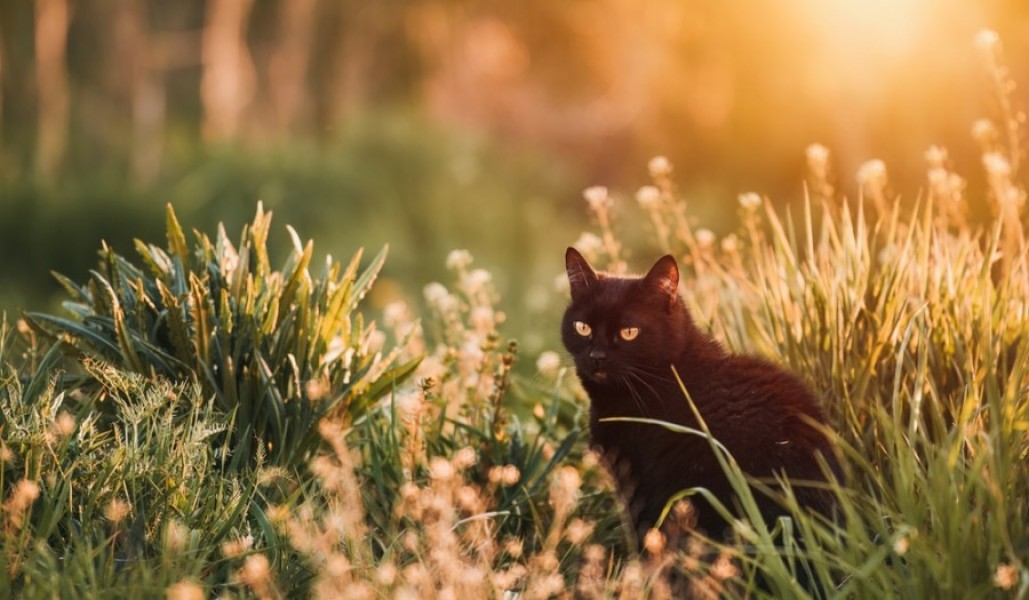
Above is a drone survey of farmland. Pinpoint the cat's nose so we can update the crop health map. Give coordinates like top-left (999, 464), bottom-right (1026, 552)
top-left (589, 348), bottom-right (607, 364)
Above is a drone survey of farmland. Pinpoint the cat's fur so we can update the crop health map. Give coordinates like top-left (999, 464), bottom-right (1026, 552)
top-left (562, 247), bottom-right (841, 544)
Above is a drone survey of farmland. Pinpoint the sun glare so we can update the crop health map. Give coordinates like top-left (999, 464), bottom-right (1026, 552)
top-left (799, 0), bottom-right (928, 62)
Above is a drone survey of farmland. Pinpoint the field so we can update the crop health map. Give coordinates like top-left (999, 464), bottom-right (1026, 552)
top-left (2, 5), bottom-right (1029, 599)
top-left (2, 127), bottom-right (1027, 598)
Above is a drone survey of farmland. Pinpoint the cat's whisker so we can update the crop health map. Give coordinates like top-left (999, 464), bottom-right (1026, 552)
top-left (620, 373), bottom-right (650, 418)
top-left (624, 366), bottom-right (668, 411)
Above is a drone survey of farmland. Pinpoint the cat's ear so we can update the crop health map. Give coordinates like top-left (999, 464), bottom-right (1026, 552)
top-left (644, 255), bottom-right (679, 305)
top-left (566, 247), bottom-right (598, 300)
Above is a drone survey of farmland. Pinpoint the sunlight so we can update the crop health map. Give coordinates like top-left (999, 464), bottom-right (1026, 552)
top-left (798, 0), bottom-right (928, 61)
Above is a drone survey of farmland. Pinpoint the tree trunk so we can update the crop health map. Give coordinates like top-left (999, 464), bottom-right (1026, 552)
top-left (200, 0), bottom-right (255, 141)
top-left (34, 0), bottom-right (71, 176)
top-left (266, 0), bottom-right (316, 137)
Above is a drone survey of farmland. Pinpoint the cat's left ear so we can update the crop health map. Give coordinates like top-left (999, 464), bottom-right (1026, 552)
top-left (566, 247), bottom-right (599, 300)
top-left (644, 255), bottom-right (679, 305)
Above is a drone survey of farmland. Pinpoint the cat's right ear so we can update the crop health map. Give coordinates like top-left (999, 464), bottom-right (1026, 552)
top-left (566, 247), bottom-right (598, 300)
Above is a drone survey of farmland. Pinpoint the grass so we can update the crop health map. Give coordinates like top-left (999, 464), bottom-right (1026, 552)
top-left (2, 58), bottom-right (1028, 600)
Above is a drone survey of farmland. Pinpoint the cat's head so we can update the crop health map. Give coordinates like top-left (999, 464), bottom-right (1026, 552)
top-left (561, 247), bottom-right (691, 385)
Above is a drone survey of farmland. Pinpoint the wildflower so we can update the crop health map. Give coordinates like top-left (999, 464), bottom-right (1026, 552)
top-left (456, 485), bottom-right (482, 512)
top-left (924, 145), bottom-right (948, 167)
top-left (324, 554), bottom-right (350, 578)
top-left (504, 537), bottom-right (524, 558)
top-left (565, 518), bottom-right (595, 545)
top-left (238, 554), bottom-right (274, 599)
top-left (222, 535), bottom-right (254, 558)
top-left (982, 152), bottom-right (1012, 178)
top-left (535, 351), bottom-right (561, 375)
top-left (635, 185), bottom-right (662, 209)
top-left (376, 562), bottom-right (398, 587)
top-left (806, 144), bottom-right (830, 175)
top-left (583, 186), bottom-right (611, 212)
top-left (165, 520), bottom-right (190, 553)
top-left (694, 228), bottom-right (715, 250)
top-left (643, 528), bottom-right (666, 556)
top-left (446, 249), bottom-right (473, 271)
top-left (383, 301), bottom-right (409, 328)
top-left (648, 156), bottom-right (673, 178)
top-left (548, 466), bottom-right (581, 514)
top-left (463, 269), bottom-right (492, 293)
top-left (720, 234), bottom-right (739, 254)
top-left (105, 498), bottom-right (131, 525)
top-left (4, 480), bottom-right (40, 526)
top-left (972, 119), bottom-right (998, 145)
top-left (54, 411), bottom-right (76, 437)
top-left (711, 553), bottom-right (738, 580)
top-left (994, 563), bottom-right (1018, 590)
top-left (470, 306), bottom-right (495, 334)
top-left (305, 378), bottom-right (331, 402)
top-left (424, 282), bottom-right (450, 306)
top-left (500, 464), bottom-right (521, 486)
top-left (534, 550), bottom-right (561, 572)
top-left (893, 536), bottom-right (909, 555)
top-left (738, 192), bottom-right (762, 211)
top-left (857, 159), bottom-right (887, 189)
top-left (166, 580), bottom-right (204, 600)
top-left (453, 447), bottom-right (477, 470)
top-left (429, 456), bottom-right (455, 482)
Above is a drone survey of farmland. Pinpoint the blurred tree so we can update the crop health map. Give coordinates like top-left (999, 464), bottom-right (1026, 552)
top-left (201, 0), bottom-right (254, 140)
top-left (33, 0), bottom-right (70, 175)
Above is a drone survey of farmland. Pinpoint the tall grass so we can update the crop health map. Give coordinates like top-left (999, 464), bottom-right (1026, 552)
top-left (1, 38), bottom-right (1028, 600)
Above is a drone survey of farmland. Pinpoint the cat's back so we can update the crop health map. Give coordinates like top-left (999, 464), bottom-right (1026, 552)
top-left (695, 353), bottom-right (837, 473)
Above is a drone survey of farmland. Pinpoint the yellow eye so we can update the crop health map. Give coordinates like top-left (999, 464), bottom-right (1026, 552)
top-left (574, 321), bottom-right (592, 337)
top-left (620, 327), bottom-right (639, 341)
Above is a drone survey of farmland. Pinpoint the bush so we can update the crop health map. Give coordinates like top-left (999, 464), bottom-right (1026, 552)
top-left (25, 204), bottom-right (418, 471)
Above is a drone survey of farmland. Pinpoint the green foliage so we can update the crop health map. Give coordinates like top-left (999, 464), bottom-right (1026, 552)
top-left (0, 320), bottom-right (292, 597)
top-left (577, 159), bottom-right (1029, 596)
top-left (25, 204), bottom-right (418, 470)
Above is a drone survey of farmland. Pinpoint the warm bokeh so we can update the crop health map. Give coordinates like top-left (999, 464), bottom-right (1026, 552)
top-left (1, 0), bottom-right (1027, 334)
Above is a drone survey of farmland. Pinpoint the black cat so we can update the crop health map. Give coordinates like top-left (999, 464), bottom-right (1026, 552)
top-left (562, 247), bottom-right (842, 545)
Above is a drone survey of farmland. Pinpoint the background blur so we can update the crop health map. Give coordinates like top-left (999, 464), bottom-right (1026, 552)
top-left (1, 0), bottom-right (1027, 354)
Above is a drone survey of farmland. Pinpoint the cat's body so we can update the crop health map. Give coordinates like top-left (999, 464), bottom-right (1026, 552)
top-left (562, 248), bottom-right (841, 543)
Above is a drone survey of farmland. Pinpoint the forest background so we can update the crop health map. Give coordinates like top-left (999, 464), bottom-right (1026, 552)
top-left (1, 0), bottom-right (1029, 355)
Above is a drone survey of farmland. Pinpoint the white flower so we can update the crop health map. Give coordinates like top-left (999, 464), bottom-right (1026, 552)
top-left (720, 234), bottom-right (739, 254)
top-left (446, 249), bottom-right (473, 271)
top-left (382, 301), bottom-right (408, 328)
top-left (924, 145), bottom-right (948, 167)
top-left (635, 185), bottom-right (662, 209)
top-left (694, 228), bottom-right (715, 249)
top-left (463, 268), bottom-right (492, 293)
top-left (972, 119), bottom-right (997, 144)
top-left (423, 282), bottom-right (450, 306)
top-left (535, 351), bottom-right (562, 374)
top-left (648, 156), bottom-right (673, 178)
top-left (806, 143), bottom-right (830, 174)
top-left (982, 152), bottom-right (1011, 178)
top-left (857, 159), bottom-right (887, 188)
top-left (738, 192), bottom-right (762, 211)
top-left (582, 186), bottom-right (611, 212)
top-left (470, 306), bottom-right (495, 333)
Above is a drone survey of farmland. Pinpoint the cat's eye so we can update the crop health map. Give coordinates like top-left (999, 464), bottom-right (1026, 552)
top-left (574, 321), bottom-right (592, 337)
top-left (620, 327), bottom-right (639, 341)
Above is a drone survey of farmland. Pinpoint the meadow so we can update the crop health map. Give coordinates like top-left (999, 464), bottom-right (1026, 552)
top-left (2, 110), bottom-right (1027, 598)
top-left (2, 12), bottom-right (1029, 598)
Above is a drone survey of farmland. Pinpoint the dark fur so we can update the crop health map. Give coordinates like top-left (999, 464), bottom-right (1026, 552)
top-left (562, 248), bottom-right (842, 543)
